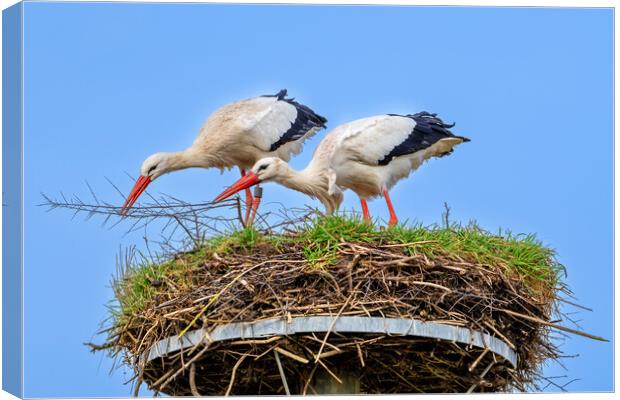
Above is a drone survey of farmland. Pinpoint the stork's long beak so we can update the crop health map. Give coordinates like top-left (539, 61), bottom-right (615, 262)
top-left (120, 175), bottom-right (152, 215)
top-left (213, 172), bottom-right (260, 203)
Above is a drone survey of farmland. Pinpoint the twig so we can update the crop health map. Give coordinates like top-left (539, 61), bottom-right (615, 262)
top-left (180, 261), bottom-right (269, 336)
top-left (443, 202), bottom-right (451, 228)
top-left (132, 376), bottom-right (142, 397)
top-left (225, 354), bottom-right (248, 396)
top-left (356, 343), bottom-right (365, 367)
top-left (229, 336), bottom-right (282, 346)
top-left (153, 341), bottom-right (211, 391)
top-left (315, 282), bottom-right (361, 362)
top-left (468, 348), bottom-right (489, 372)
top-left (380, 240), bottom-right (437, 248)
top-left (189, 363), bottom-right (201, 396)
top-left (302, 364), bottom-right (319, 396)
top-left (273, 349), bottom-right (291, 395)
top-left (483, 321), bottom-right (517, 350)
top-left (498, 308), bottom-right (608, 341)
top-left (467, 361), bottom-right (495, 393)
top-left (316, 358), bottom-right (342, 384)
top-left (275, 346), bottom-right (309, 364)
top-left (558, 298), bottom-right (593, 312)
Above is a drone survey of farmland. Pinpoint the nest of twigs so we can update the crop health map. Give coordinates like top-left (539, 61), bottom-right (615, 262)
top-left (93, 216), bottom-right (601, 395)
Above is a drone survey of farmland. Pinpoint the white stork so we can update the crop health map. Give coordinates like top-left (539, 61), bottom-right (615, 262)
top-left (214, 112), bottom-right (469, 226)
top-left (120, 89), bottom-right (327, 224)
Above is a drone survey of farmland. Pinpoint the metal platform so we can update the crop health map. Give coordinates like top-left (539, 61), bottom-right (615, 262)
top-left (143, 316), bottom-right (518, 368)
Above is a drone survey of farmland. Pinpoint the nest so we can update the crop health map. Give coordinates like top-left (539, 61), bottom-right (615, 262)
top-left (89, 214), bottom-right (607, 396)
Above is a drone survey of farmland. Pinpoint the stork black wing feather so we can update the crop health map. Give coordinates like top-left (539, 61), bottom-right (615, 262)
top-left (265, 89), bottom-right (328, 151)
top-left (379, 112), bottom-right (469, 165)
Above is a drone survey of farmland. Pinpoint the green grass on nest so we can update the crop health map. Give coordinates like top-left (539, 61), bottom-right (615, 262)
top-left (112, 215), bottom-right (564, 327)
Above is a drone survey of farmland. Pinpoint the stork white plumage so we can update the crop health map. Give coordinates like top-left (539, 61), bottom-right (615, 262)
top-left (120, 89), bottom-right (327, 224)
top-left (214, 112), bottom-right (469, 226)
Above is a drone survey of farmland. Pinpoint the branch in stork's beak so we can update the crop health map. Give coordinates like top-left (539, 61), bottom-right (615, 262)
top-left (120, 175), bottom-right (152, 216)
top-left (213, 172), bottom-right (260, 203)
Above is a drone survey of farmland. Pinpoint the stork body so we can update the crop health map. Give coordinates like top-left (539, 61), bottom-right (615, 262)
top-left (215, 112), bottom-right (469, 225)
top-left (121, 89), bottom-right (327, 224)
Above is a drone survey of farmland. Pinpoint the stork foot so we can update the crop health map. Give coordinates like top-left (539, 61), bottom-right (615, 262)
top-left (383, 190), bottom-right (399, 227)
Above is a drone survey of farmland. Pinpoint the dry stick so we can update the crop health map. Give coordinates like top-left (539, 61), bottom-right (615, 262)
top-left (234, 196), bottom-right (245, 228)
top-left (153, 342), bottom-right (211, 391)
top-left (315, 282), bottom-right (362, 362)
top-left (347, 254), bottom-right (360, 294)
top-left (498, 308), bottom-right (608, 341)
top-left (225, 354), bottom-right (249, 396)
top-left (304, 334), bottom-right (342, 353)
top-left (136, 321), bottom-right (160, 354)
top-left (483, 321), bottom-right (516, 350)
top-left (384, 278), bottom-right (452, 292)
top-left (273, 349), bottom-right (291, 395)
top-left (302, 343), bottom-right (347, 363)
top-left (467, 361), bottom-right (496, 393)
top-left (316, 348), bottom-right (349, 360)
top-left (558, 297), bottom-right (594, 312)
top-left (316, 358), bottom-right (343, 384)
top-left (189, 363), bottom-right (201, 397)
top-left (149, 361), bottom-right (178, 389)
top-left (380, 240), bottom-right (437, 248)
top-left (180, 261), bottom-right (269, 337)
top-left (132, 377), bottom-right (142, 398)
top-left (229, 336), bottom-right (282, 346)
top-left (274, 346), bottom-right (309, 364)
top-left (302, 364), bottom-right (319, 396)
top-left (356, 343), bottom-right (365, 367)
top-left (254, 344), bottom-right (278, 361)
top-left (468, 348), bottom-right (489, 372)
top-left (172, 215), bottom-right (199, 249)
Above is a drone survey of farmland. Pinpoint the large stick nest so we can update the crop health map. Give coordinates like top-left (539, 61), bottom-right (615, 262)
top-left (89, 213), bottom-right (602, 395)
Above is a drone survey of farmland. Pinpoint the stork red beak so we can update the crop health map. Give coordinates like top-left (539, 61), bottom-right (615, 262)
top-left (120, 175), bottom-right (152, 215)
top-left (213, 172), bottom-right (260, 202)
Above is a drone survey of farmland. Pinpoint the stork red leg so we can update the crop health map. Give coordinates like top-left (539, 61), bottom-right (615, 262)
top-left (359, 198), bottom-right (371, 223)
top-left (383, 190), bottom-right (398, 226)
top-left (247, 186), bottom-right (263, 226)
top-left (240, 169), bottom-right (253, 225)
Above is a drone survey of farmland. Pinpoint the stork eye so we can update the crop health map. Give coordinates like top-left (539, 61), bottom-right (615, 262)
top-left (148, 165), bottom-right (157, 174)
top-left (257, 164), bottom-right (268, 171)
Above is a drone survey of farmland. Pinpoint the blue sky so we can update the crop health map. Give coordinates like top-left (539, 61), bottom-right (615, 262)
top-left (20, 3), bottom-right (612, 396)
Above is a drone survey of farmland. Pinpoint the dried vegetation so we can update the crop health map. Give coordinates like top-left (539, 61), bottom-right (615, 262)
top-left (91, 214), bottom-right (603, 395)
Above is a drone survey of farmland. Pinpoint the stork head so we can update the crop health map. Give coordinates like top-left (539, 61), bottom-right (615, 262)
top-left (213, 157), bottom-right (286, 202)
top-left (140, 152), bottom-right (173, 180)
top-left (120, 152), bottom-right (174, 215)
top-left (251, 157), bottom-right (287, 182)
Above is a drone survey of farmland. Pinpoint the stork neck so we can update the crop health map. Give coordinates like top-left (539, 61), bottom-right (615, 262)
top-left (277, 167), bottom-right (326, 197)
top-left (275, 166), bottom-right (340, 214)
top-left (167, 148), bottom-right (216, 171)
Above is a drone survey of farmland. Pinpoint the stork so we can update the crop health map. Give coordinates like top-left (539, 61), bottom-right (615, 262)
top-left (120, 89), bottom-right (327, 225)
top-left (214, 112), bottom-right (469, 226)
